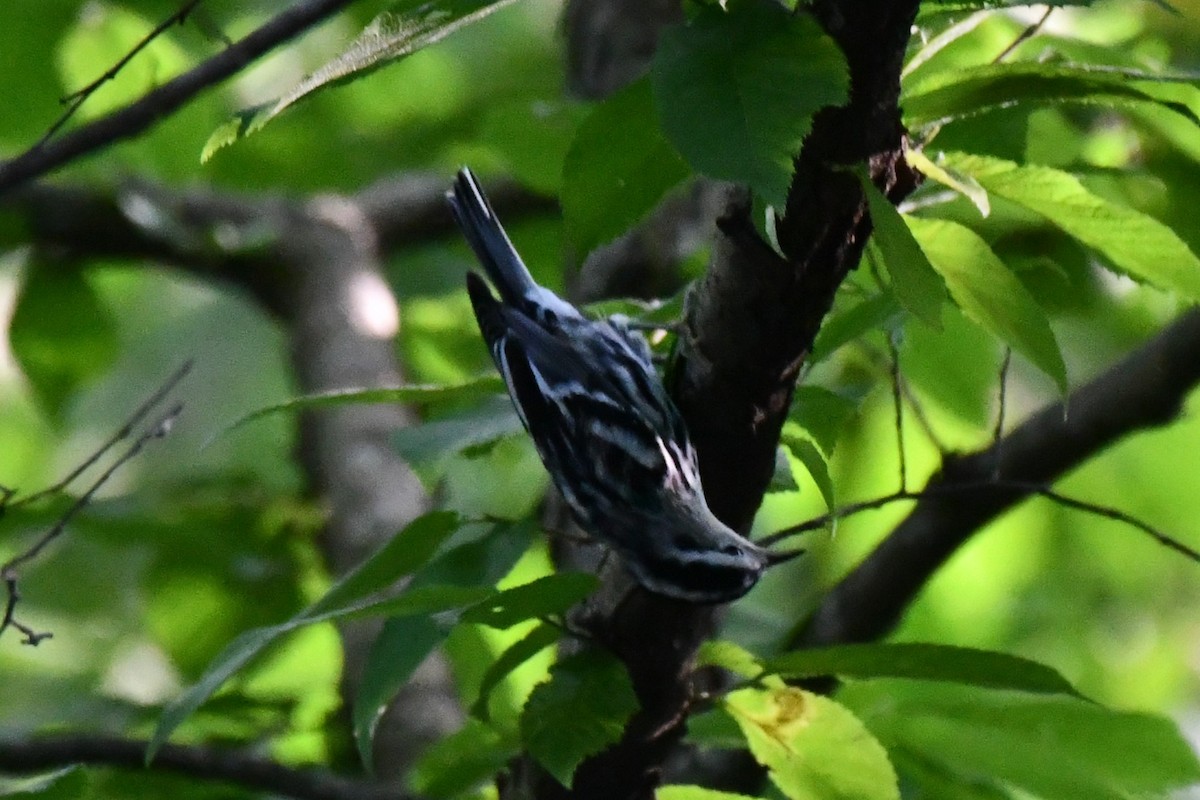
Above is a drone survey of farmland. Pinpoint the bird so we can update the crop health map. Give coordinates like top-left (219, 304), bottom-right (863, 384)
top-left (447, 167), bottom-right (794, 603)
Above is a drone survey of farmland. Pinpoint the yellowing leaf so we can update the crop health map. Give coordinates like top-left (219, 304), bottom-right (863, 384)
top-left (726, 686), bottom-right (899, 800)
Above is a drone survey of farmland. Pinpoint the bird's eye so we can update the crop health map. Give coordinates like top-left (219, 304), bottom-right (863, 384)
top-left (721, 544), bottom-right (744, 557)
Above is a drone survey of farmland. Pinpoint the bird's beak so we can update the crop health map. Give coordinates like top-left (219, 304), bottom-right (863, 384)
top-left (764, 547), bottom-right (805, 567)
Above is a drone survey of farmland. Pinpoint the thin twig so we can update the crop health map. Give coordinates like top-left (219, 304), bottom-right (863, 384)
top-left (1035, 487), bottom-right (1200, 562)
top-left (37, 1), bottom-right (206, 148)
top-left (3, 404), bottom-right (181, 575)
top-left (992, 347), bottom-right (1012, 478)
top-left (1, 404), bottom-right (181, 644)
top-left (886, 333), bottom-right (907, 491)
top-left (0, 0), bottom-right (357, 195)
top-left (760, 488), bottom-right (924, 545)
top-left (1, 364), bottom-right (190, 645)
top-left (759, 478), bottom-right (1200, 565)
top-left (898, 379), bottom-right (949, 456)
top-left (13, 360), bottom-right (192, 508)
top-left (993, 6), bottom-right (1053, 64)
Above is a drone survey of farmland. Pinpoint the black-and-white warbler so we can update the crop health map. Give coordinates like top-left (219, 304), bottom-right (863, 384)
top-left (448, 167), bottom-right (793, 603)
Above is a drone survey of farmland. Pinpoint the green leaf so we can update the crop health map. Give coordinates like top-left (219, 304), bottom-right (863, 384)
top-left (726, 686), bottom-right (900, 800)
top-left (906, 217), bottom-right (1068, 394)
top-left (202, 0), bottom-right (519, 159)
top-left (409, 719), bottom-right (513, 798)
top-left (471, 622), bottom-right (562, 721)
top-left (150, 583), bottom-right (475, 764)
top-left (415, 517), bottom-right (538, 589)
top-left (10, 267), bottom-right (118, 422)
top-left (901, 306), bottom-right (1001, 427)
top-left (316, 511), bottom-right (462, 614)
top-left (944, 152), bottom-right (1200, 299)
top-left (779, 430), bottom-right (835, 511)
top-left (521, 650), bottom-right (638, 787)
top-left (887, 747), bottom-right (1012, 800)
top-left (846, 683), bottom-right (1200, 800)
top-left (214, 377), bottom-right (504, 441)
top-left (0, 766), bottom-right (82, 797)
top-left (788, 386), bottom-right (863, 456)
top-left (652, 1), bottom-right (848, 207)
top-left (697, 639), bottom-right (762, 680)
top-left (342, 583), bottom-right (495, 621)
top-left (861, 178), bottom-right (947, 329)
top-left (905, 147), bottom-right (990, 217)
top-left (562, 78), bottom-right (691, 257)
top-left (809, 292), bottom-right (903, 363)
top-left (687, 706), bottom-right (755, 750)
top-left (352, 518), bottom-right (538, 757)
top-left (353, 614), bottom-right (448, 771)
top-left (658, 787), bottom-right (763, 800)
top-left (148, 511), bottom-right (463, 760)
top-left (903, 63), bottom-right (1200, 130)
top-left (768, 445), bottom-right (799, 493)
top-left (763, 643), bottom-right (1084, 699)
top-left (392, 397), bottom-right (524, 475)
top-left (461, 572), bottom-right (598, 629)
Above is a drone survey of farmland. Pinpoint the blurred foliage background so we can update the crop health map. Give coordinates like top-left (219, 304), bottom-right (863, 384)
top-left (2, 0), bottom-right (1200, 797)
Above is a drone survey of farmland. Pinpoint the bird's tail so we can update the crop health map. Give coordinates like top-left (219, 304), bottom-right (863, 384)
top-left (447, 167), bottom-right (537, 307)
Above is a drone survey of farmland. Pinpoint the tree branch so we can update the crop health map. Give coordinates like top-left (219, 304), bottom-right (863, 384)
top-left (796, 307), bottom-right (1200, 648)
top-left (0, 734), bottom-right (412, 800)
top-left (536, 1), bottom-right (925, 797)
top-left (0, 0), bottom-right (358, 196)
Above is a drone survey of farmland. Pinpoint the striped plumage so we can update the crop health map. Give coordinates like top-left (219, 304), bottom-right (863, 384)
top-left (448, 167), bottom-right (777, 603)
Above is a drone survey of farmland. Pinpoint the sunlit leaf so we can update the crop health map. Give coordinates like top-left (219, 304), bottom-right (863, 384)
top-left (861, 178), bottom-right (946, 329)
top-left (471, 622), bottom-right (561, 721)
top-left (562, 78), bottom-right (691, 257)
top-left (906, 217), bottom-right (1068, 393)
top-left (845, 683), bottom-right (1200, 800)
top-left (56, 4), bottom-right (188, 120)
top-left (903, 63), bottom-right (1200, 130)
top-left (763, 643), bottom-right (1083, 699)
top-left (521, 650), bottom-right (638, 787)
top-left (658, 787), bottom-right (763, 800)
top-left (905, 147), bottom-right (990, 217)
top-left (779, 429), bottom-right (835, 510)
top-left (653, 1), bottom-right (848, 206)
top-left (788, 386), bottom-right (863, 456)
top-left (697, 639), bottom-right (762, 680)
top-left (809, 292), bottom-right (903, 363)
top-left (944, 152), bottom-right (1200, 299)
top-left (726, 685), bottom-right (900, 800)
top-left (202, 0), bottom-right (519, 159)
